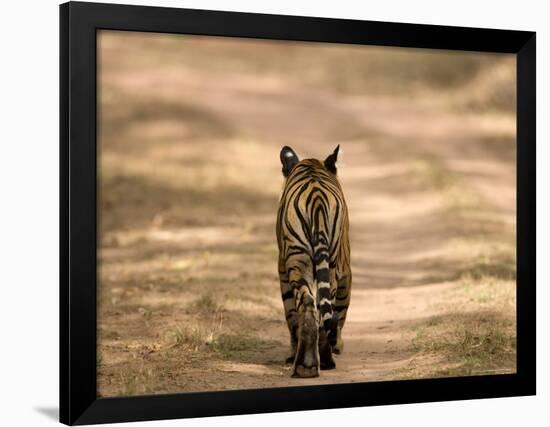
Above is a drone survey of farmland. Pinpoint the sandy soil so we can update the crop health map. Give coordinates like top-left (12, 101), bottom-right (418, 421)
top-left (97, 32), bottom-right (516, 396)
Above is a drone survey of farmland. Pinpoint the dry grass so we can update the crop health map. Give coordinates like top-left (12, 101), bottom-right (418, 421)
top-left (192, 293), bottom-right (224, 314)
top-left (398, 274), bottom-right (516, 379)
top-left (209, 334), bottom-right (280, 358)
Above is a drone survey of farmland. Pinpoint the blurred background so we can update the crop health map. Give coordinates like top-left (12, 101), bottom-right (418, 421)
top-left (98, 31), bottom-right (516, 396)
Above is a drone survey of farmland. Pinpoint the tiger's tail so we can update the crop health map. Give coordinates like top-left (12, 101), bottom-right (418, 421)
top-left (312, 228), bottom-right (337, 344)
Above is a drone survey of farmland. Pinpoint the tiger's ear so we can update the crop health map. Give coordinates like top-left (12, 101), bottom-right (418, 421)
top-left (280, 146), bottom-right (299, 177)
top-left (324, 145), bottom-right (340, 174)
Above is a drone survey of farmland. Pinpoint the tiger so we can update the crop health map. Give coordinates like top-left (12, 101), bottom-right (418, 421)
top-left (276, 145), bottom-right (352, 378)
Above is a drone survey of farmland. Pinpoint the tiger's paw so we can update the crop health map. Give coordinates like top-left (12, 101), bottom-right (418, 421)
top-left (332, 329), bottom-right (344, 354)
top-left (291, 347), bottom-right (320, 377)
top-left (292, 363), bottom-right (320, 378)
top-left (319, 328), bottom-right (336, 370)
top-left (320, 356), bottom-right (336, 370)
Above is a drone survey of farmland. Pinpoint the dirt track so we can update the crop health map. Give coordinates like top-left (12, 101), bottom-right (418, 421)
top-left (97, 33), bottom-right (516, 396)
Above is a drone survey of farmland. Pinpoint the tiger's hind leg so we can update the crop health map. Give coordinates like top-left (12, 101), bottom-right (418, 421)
top-left (279, 260), bottom-right (298, 364)
top-left (286, 256), bottom-right (319, 378)
top-left (333, 270), bottom-right (352, 355)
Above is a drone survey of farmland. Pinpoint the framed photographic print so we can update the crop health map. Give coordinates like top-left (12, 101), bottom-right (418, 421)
top-left (60, 1), bottom-right (536, 424)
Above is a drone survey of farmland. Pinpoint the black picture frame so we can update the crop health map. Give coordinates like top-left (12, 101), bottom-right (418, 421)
top-left (60, 1), bottom-right (536, 425)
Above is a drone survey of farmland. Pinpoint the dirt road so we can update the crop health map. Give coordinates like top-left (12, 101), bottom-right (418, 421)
top-left (97, 33), bottom-right (516, 396)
